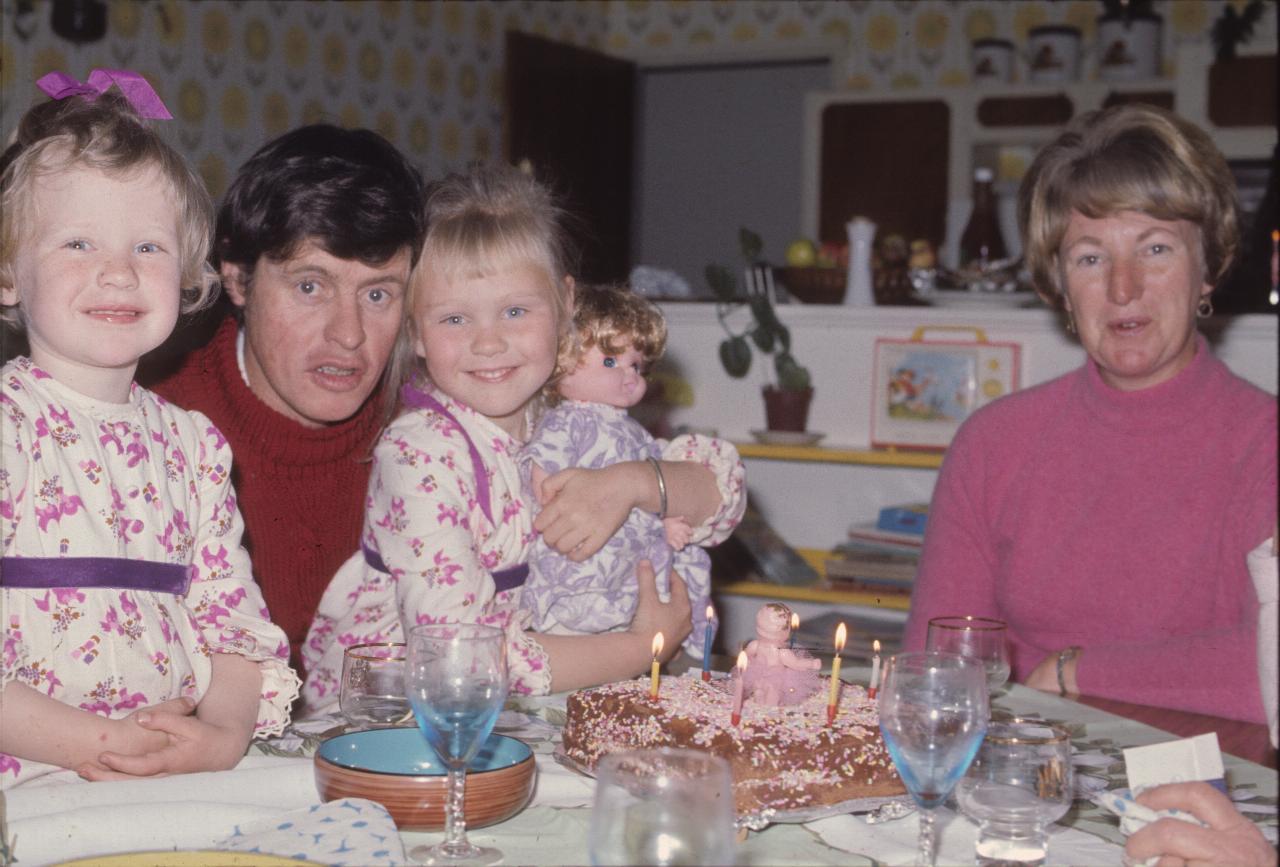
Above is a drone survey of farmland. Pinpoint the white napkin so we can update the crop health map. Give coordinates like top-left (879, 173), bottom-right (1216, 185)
top-left (1247, 536), bottom-right (1278, 747)
top-left (2, 755), bottom-right (356, 866)
top-left (216, 798), bottom-right (407, 865)
top-left (808, 806), bottom-right (1119, 865)
top-left (530, 752), bottom-right (595, 808)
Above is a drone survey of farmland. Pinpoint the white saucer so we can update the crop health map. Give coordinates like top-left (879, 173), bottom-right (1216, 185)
top-left (917, 290), bottom-right (1040, 309)
top-left (749, 429), bottom-right (826, 447)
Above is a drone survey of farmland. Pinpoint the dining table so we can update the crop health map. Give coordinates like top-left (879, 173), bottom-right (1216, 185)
top-left (4, 663), bottom-right (1276, 867)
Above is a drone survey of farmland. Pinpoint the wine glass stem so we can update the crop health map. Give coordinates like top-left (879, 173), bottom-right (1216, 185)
top-left (443, 764), bottom-right (469, 852)
top-left (916, 805), bottom-right (938, 867)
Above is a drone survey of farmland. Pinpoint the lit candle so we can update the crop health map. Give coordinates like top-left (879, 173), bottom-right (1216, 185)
top-left (868, 639), bottom-right (881, 700)
top-left (650, 632), bottom-right (664, 699)
top-left (702, 605), bottom-right (715, 681)
top-left (1270, 229), bottom-right (1279, 307)
top-left (731, 650), bottom-right (748, 725)
top-left (827, 622), bottom-right (847, 724)
top-left (789, 611), bottom-right (800, 649)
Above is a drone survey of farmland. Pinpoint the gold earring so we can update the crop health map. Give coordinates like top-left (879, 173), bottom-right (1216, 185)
top-left (1196, 297), bottom-right (1213, 319)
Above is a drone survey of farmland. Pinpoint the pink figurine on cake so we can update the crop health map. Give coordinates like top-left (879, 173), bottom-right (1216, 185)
top-left (741, 603), bottom-right (822, 706)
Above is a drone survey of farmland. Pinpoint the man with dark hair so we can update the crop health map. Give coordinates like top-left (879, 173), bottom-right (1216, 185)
top-left (147, 125), bottom-right (426, 672)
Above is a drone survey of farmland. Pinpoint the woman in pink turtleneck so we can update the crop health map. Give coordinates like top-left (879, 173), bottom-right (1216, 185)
top-left (904, 104), bottom-right (1276, 723)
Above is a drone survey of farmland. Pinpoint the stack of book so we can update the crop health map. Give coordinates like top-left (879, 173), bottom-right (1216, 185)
top-left (824, 503), bottom-right (926, 599)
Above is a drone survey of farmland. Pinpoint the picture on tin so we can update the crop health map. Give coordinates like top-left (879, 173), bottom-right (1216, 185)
top-left (871, 335), bottom-right (1020, 450)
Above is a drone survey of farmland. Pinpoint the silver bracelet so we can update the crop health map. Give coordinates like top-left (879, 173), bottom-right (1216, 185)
top-left (1057, 646), bottom-right (1081, 696)
top-left (646, 457), bottom-right (668, 520)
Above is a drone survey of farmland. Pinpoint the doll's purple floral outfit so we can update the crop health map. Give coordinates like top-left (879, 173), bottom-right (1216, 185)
top-left (520, 401), bottom-right (717, 658)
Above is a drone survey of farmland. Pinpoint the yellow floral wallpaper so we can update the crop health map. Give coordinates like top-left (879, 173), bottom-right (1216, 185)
top-left (0, 0), bottom-right (1261, 199)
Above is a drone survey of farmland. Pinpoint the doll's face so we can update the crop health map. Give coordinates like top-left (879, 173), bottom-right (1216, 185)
top-left (755, 606), bottom-right (791, 644)
top-left (557, 343), bottom-right (648, 408)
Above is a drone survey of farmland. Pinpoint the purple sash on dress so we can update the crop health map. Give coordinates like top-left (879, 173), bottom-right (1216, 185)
top-left (357, 383), bottom-right (528, 593)
top-left (1, 557), bottom-right (190, 595)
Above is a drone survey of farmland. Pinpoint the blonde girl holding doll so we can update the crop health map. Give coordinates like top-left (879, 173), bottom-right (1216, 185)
top-left (302, 166), bottom-right (745, 707)
top-left (0, 72), bottom-right (298, 788)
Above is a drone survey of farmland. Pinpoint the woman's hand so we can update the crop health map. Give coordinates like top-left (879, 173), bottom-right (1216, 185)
top-left (1025, 647), bottom-right (1079, 694)
top-left (1125, 782), bottom-right (1277, 867)
top-left (534, 463), bottom-right (644, 560)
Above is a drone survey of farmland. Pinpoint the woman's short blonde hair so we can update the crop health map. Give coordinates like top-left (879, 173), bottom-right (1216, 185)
top-left (0, 89), bottom-right (218, 329)
top-left (1017, 103), bottom-right (1238, 306)
top-left (390, 164), bottom-right (579, 407)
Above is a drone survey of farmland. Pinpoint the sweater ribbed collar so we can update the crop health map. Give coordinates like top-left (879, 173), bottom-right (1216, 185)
top-left (1078, 333), bottom-right (1226, 435)
top-left (204, 317), bottom-right (385, 468)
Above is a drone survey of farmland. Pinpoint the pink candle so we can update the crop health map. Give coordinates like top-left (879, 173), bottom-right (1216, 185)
top-left (868, 639), bottom-right (881, 699)
top-left (731, 650), bottom-right (748, 725)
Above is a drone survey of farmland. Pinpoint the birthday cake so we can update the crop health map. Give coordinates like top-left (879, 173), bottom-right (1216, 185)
top-left (560, 670), bottom-right (906, 817)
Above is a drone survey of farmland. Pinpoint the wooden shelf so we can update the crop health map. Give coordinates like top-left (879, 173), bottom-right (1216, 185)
top-left (734, 441), bottom-right (944, 468)
top-left (715, 547), bottom-right (912, 612)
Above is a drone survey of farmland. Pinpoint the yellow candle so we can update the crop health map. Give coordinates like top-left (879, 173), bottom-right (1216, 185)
top-left (827, 622), bottom-right (847, 719)
top-left (650, 632), bottom-right (664, 698)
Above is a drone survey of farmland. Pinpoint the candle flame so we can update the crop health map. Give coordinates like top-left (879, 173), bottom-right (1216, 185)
top-left (651, 632), bottom-right (664, 658)
top-left (736, 650), bottom-right (749, 670)
top-left (1272, 229), bottom-right (1279, 242)
top-left (790, 612), bottom-right (800, 630)
top-left (834, 622), bottom-right (847, 651)
top-left (706, 604), bottom-right (715, 620)
top-left (873, 638), bottom-right (881, 653)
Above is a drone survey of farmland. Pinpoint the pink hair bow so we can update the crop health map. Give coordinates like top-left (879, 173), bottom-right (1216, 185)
top-left (36, 68), bottom-right (172, 120)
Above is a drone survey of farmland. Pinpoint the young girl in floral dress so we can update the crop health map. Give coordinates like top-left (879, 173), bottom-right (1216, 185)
top-left (301, 167), bottom-right (745, 709)
top-left (0, 72), bottom-right (298, 787)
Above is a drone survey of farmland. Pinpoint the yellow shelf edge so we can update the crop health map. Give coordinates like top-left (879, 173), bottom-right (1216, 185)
top-left (734, 441), bottom-right (944, 468)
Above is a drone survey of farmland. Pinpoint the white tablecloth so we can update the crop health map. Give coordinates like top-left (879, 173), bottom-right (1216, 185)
top-left (3, 681), bottom-right (1275, 866)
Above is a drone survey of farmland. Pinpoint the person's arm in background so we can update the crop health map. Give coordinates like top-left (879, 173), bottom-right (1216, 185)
top-left (534, 434), bottom-right (744, 559)
top-left (1125, 782), bottom-right (1276, 867)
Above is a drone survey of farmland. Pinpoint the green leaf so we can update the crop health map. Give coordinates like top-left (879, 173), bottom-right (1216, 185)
top-left (749, 326), bottom-right (775, 354)
top-left (775, 353), bottom-right (812, 391)
top-left (705, 264), bottom-right (739, 302)
top-left (739, 227), bottom-right (764, 264)
top-left (719, 336), bottom-right (752, 378)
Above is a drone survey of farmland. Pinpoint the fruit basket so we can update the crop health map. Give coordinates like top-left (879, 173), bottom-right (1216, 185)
top-left (775, 266), bottom-right (846, 305)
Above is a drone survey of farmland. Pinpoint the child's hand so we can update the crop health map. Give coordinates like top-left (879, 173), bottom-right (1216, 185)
top-left (79, 711), bottom-right (250, 781)
top-left (627, 559), bottom-right (692, 662)
top-left (663, 516), bottom-right (693, 550)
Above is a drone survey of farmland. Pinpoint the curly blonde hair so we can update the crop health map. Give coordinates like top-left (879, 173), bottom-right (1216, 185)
top-left (1, 89), bottom-right (218, 329)
top-left (546, 282), bottom-right (668, 404)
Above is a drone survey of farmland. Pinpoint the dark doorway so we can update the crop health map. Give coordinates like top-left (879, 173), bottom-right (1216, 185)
top-left (505, 31), bottom-right (636, 283)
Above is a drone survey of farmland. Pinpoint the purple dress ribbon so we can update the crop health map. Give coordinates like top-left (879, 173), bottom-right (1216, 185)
top-left (360, 383), bottom-right (528, 594)
top-left (1, 557), bottom-right (190, 595)
top-left (36, 69), bottom-right (172, 119)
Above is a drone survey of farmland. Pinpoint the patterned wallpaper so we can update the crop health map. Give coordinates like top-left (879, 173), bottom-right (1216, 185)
top-left (0, 0), bottom-right (1267, 199)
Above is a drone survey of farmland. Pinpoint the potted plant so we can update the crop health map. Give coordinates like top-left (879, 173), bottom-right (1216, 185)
top-left (706, 228), bottom-right (814, 433)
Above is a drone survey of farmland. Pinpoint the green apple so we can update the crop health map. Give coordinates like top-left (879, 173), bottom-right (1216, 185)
top-left (785, 238), bottom-right (817, 268)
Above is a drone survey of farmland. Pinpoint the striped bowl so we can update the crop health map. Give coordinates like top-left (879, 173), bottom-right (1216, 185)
top-left (314, 727), bottom-right (535, 832)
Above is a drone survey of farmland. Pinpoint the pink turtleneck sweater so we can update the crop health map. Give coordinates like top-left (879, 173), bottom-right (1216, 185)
top-left (904, 337), bottom-right (1276, 723)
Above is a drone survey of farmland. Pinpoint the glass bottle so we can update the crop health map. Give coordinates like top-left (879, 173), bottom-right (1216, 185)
top-left (959, 167), bottom-right (1007, 268)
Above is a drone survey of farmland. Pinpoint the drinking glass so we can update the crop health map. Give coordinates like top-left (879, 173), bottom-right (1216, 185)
top-left (588, 747), bottom-right (736, 867)
top-left (955, 719), bottom-right (1074, 866)
top-left (926, 615), bottom-right (1011, 694)
top-left (405, 624), bottom-right (508, 865)
top-left (339, 643), bottom-right (411, 728)
top-left (879, 651), bottom-right (989, 867)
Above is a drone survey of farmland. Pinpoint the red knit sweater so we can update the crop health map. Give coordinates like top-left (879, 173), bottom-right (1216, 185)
top-left (149, 316), bottom-right (382, 672)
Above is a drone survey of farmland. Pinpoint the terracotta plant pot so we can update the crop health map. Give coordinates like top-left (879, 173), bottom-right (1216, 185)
top-left (762, 385), bottom-right (813, 432)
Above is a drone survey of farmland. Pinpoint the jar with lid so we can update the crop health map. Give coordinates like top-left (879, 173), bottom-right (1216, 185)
top-left (959, 167), bottom-right (1007, 268)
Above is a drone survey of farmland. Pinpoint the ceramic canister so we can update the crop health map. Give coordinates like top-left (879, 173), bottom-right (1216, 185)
top-left (1096, 14), bottom-right (1162, 80)
top-left (1027, 25), bottom-right (1081, 83)
top-left (972, 38), bottom-right (1015, 84)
